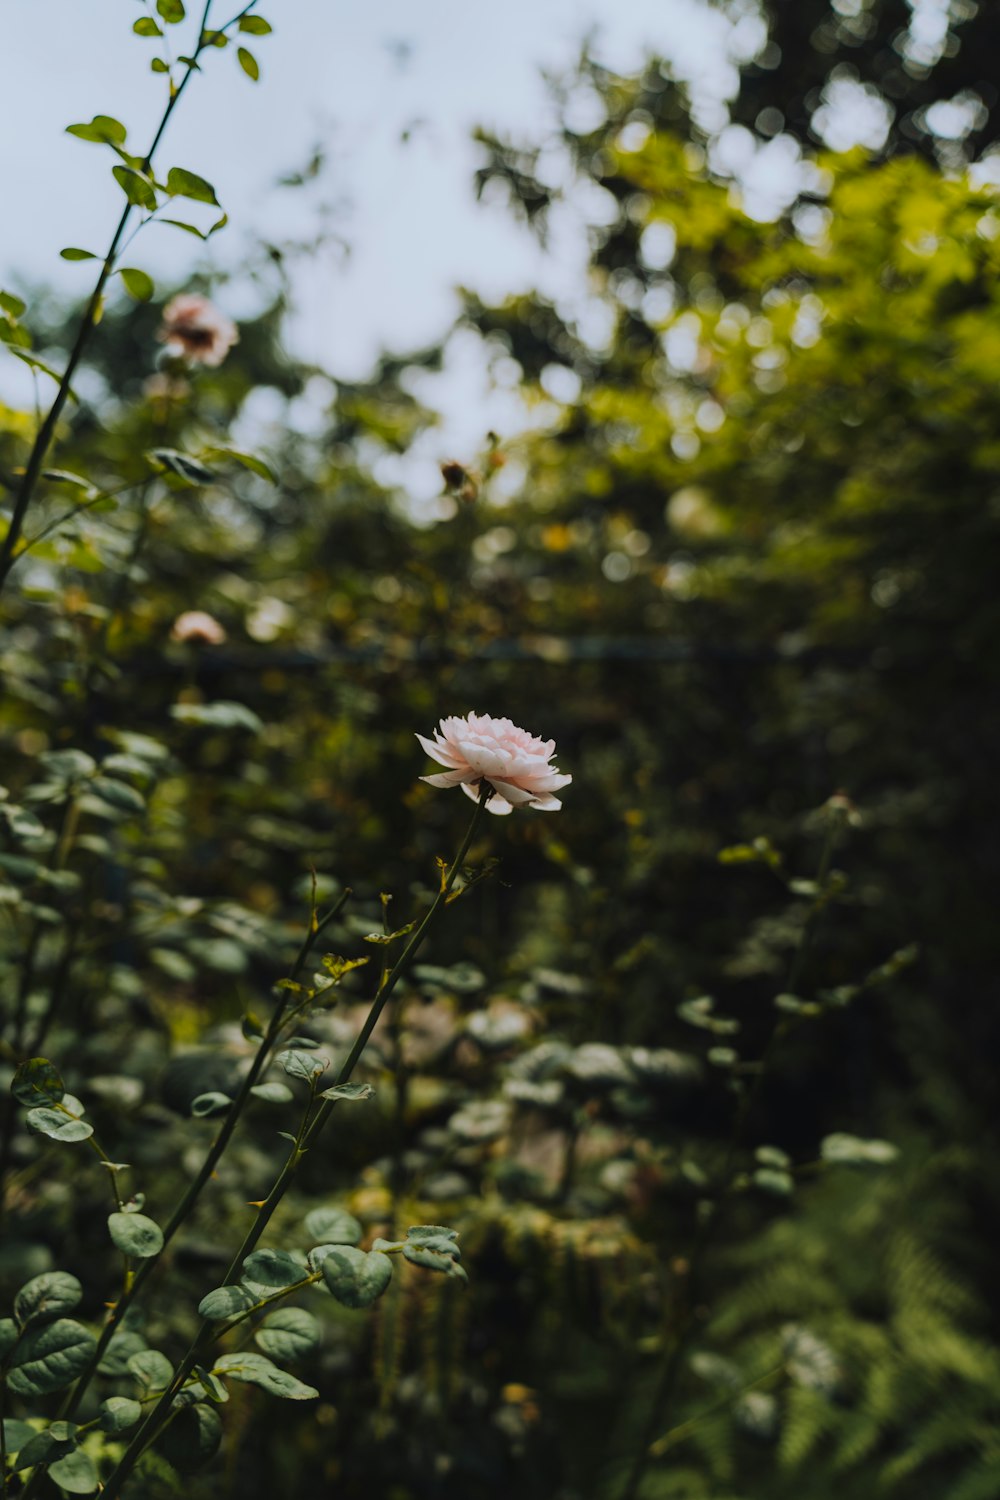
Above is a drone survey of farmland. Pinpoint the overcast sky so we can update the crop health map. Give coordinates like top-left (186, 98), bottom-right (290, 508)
top-left (2, 1), bottom-right (754, 374)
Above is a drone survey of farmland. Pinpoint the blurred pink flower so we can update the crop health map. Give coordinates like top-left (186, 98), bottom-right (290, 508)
top-left (159, 294), bottom-right (238, 367)
top-left (171, 610), bottom-right (226, 645)
top-left (418, 712), bottom-right (571, 815)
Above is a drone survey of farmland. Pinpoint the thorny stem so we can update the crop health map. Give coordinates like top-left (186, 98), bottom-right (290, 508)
top-left (97, 789), bottom-right (491, 1500)
top-left (55, 887), bottom-right (352, 1426)
top-left (616, 809), bottom-right (845, 1500)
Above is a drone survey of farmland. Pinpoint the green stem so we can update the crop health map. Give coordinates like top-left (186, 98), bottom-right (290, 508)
top-left (0, 0), bottom-right (214, 594)
top-left (56, 887), bottom-right (351, 1425)
top-left (98, 790), bottom-right (490, 1500)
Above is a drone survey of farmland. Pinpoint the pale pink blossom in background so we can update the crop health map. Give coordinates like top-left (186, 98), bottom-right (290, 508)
top-left (171, 610), bottom-right (227, 645)
top-left (159, 294), bottom-right (238, 368)
top-left (418, 712), bottom-right (571, 815)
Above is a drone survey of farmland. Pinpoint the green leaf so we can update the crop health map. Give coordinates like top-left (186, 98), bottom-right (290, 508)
top-left (237, 47), bottom-right (260, 80)
top-left (133, 16), bottom-right (163, 35)
top-left (1, 1420), bottom-right (36, 1457)
top-left (13, 1423), bottom-right (78, 1472)
top-left (214, 1352), bottom-right (317, 1400)
top-left (238, 15), bottom-right (272, 33)
top-left (90, 775), bottom-right (145, 813)
top-left (0, 290), bottom-right (26, 318)
top-left (127, 1348), bottom-right (174, 1391)
top-left (197, 1285), bottom-right (257, 1320)
top-left (151, 57), bottom-right (170, 72)
top-left (199, 445), bottom-right (277, 482)
top-left (304, 1207), bottom-right (362, 1245)
top-left (15, 1272), bottom-right (82, 1327)
top-left (402, 1225), bottom-right (467, 1280)
top-left (171, 702), bottom-right (264, 732)
top-left (278, 1048), bottom-right (329, 1083)
top-left (98, 1396), bottom-right (142, 1434)
top-left (112, 165), bottom-right (157, 211)
top-left (240, 1249), bottom-right (304, 1299)
top-left (7, 1319), bottom-right (96, 1397)
top-left (158, 1402), bottom-right (222, 1472)
top-left (319, 1246), bottom-right (393, 1309)
top-left (190, 1091), bottom-right (232, 1118)
top-left (318, 1081), bottom-right (374, 1103)
top-left (160, 218), bottom-right (206, 239)
top-left (165, 167), bottom-right (219, 205)
top-left (12, 1056), bottom-right (64, 1106)
top-left (149, 448), bottom-right (216, 485)
top-left (60, 248), bottom-right (98, 261)
top-left (821, 1133), bottom-right (900, 1168)
top-left (49, 1448), bottom-right (99, 1494)
top-left (26, 1108), bottom-right (93, 1143)
top-left (108, 1211), bottom-right (164, 1259)
top-left (752, 1168), bottom-right (795, 1196)
top-left (97, 1328), bottom-right (147, 1376)
top-left (119, 267), bottom-right (154, 302)
top-left (250, 1082), bottom-right (294, 1104)
top-left (66, 115), bottom-right (127, 146)
top-left (255, 1307), bottom-right (320, 1360)
top-left (156, 0), bottom-right (185, 20)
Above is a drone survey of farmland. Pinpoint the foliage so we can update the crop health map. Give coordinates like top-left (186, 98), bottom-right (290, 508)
top-left (1, 9), bottom-right (999, 1500)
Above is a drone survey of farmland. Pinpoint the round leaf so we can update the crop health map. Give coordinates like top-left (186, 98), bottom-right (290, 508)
top-left (99, 1396), bottom-right (142, 1434)
top-left (240, 1248), bottom-right (304, 1299)
top-left (49, 1448), bottom-right (99, 1495)
top-left (320, 1246), bottom-right (393, 1309)
top-left (108, 1211), bottom-right (163, 1259)
top-left (12, 1057), bottom-right (64, 1106)
top-left (197, 1284), bottom-right (257, 1320)
top-left (304, 1207), bottom-right (362, 1245)
top-left (127, 1348), bottom-right (173, 1391)
top-left (254, 1307), bottom-right (320, 1361)
top-left (7, 1319), bottom-right (97, 1397)
top-left (26, 1108), bottom-right (92, 1143)
top-left (15, 1271), bottom-right (83, 1327)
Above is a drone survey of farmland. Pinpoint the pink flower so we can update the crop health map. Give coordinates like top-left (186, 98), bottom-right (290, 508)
top-left (159, 294), bottom-right (238, 368)
top-left (171, 610), bottom-right (227, 645)
top-left (417, 712), bottom-right (571, 815)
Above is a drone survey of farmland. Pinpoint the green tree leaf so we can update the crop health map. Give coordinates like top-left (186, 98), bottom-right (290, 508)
top-left (304, 1207), bottom-right (362, 1245)
top-left (238, 15), bottom-right (272, 33)
top-left (6, 1319), bottom-right (97, 1397)
top-left (15, 1272), bottom-right (83, 1327)
top-left (133, 17), bottom-right (163, 35)
top-left (127, 1349), bottom-right (174, 1391)
top-left (254, 1307), bottom-right (321, 1360)
top-left (12, 1057), bottom-right (64, 1106)
top-left (13, 1423), bottom-right (78, 1472)
top-left (318, 1082), bottom-right (374, 1103)
top-left (278, 1048), bottom-right (329, 1082)
top-left (319, 1246), bottom-right (393, 1308)
top-left (157, 1402), bottom-right (222, 1472)
top-left (98, 1396), bottom-right (143, 1434)
top-left (66, 115), bottom-right (127, 146)
top-left (237, 47), bottom-right (259, 80)
top-left (26, 1108), bottom-right (93, 1143)
top-left (49, 1448), bottom-right (99, 1494)
top-left (197, 1285), bottom-right (257, 1320)
top-left (112, 165), bottom-right (157, 210)
top-left (119, 267), bottom-right (154, 302)
top-left (108, 1211), bottom-right (164, 1258)
top-left (156, 0), bottom-right (185, 20)
top-left (214, 1352), bottom-right (317, 1400)
top-left (165, 167), bottom-right (219, 205)
top-left (240, 1248), bottom-right (304, 1299)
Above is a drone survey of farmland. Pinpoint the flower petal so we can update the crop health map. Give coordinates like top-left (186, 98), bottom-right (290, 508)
top-left (420, 770), bottom-right (473, 789)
